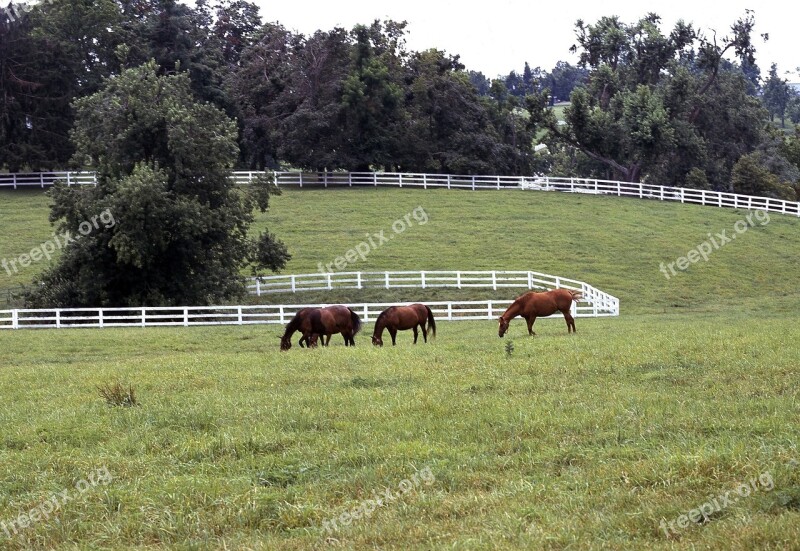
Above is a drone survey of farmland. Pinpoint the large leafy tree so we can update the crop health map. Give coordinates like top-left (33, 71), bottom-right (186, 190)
top-left (534, 12), bottom-right (767, 188)
top-left (26, 61), bottom-right (289, 308)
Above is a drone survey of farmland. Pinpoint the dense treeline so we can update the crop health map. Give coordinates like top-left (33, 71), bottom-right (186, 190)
top-left (1, 1), bottom-right (799, 194)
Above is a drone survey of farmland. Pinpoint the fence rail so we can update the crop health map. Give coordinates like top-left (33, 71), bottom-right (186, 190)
top-left (3, 171), bottom-right (798, 216)
top-left (246, 270), bottom-right (618, 316)
top-left (0, 171), bottom-right (96, 188)
top-left (0, 298), bottom-right (617, 330)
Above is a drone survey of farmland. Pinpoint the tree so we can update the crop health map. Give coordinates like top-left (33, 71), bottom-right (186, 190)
top-left (26, 61), bottom-right (289, 308)
top-left (338, 21), bottom-right (406, 170)
top-left (762, 63), bottom-right (791, 126)
top-left (533, 12), bottom-right (766, 187)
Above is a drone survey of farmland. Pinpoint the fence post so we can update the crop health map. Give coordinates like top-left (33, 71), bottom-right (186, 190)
top-left (183, 308), bottom-right (189, 327)
top-left (487, 300), bottom-right (493, 319)
top-left (616, 181), bottom-right (621, 196)
top-left (372, 173), bottom-right (376, 187)
top-left (638, 183), bottom-right (643, 198)
top-left (279, 306), bottom-right (285, 324)
top-left (496, 175), bottom-right (500, 190)
top-left (423, 174), bottom-right (427, 190)
top-left (421, 271), bottom-right (426, 289)
top-left (327, 273), bottom-right (332, 290)
top-left (273, 171), bottom-right (279, 187)
top-left (12, 309), bottom-right (18, 329)
top-left (362, 304), bottom-right (369, 322)
top-left (492, 271), bottom-right (497, 290)
top-left (447, 174), bottom-right (451, 190)
top-left (12, 173), bottom-right (17, 189)
top-left (256, 279), bottom-right (261, 296)
top-left (238, 306), bottom-right (243, 325)
top-left (40, 173), bottom-right (45, 188)
top-left (398, 173), bottom-right (403, 188)
top-left (527, 271), bottom-right (533, 289)
top-left (291, 275), bottom-right (296, 293)
top-left (56, 309), bottom-right (61, 329)
top-left (98, 309), bottom-right (104, 328)
top-left (324, 170), bottom-right (328, 188)
top-left (456, 271), bottom-right (462, 289)
top-left (447, 302), bottom-right (452, 321)
top-left (141, 308), bottom-right (146, 328)
top-left (356, 272), bottom-right (362, 289)
top-left (472, 176), bottom-right (476, 191)
top-left (66, 172), bottom-right (71, 187)
top-left (299, 172), bottom-right (303, 188)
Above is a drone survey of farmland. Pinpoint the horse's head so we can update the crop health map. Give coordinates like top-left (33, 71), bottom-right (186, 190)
top-left (498, 316), bottom-right (509, 338)
top-left (372, 334), bottom-right (383, 347)
top-left (279, 335), bottom-right (292, 351)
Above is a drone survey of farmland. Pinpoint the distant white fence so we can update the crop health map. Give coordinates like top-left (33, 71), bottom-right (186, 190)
top-left (246, 270), bottom-right (616, 312)
top-left (3, 170), bottom-right (798, 216)
top-left (0, 298), bottom-right (617, 330)
top-left (0, 171), bottom-right (96, 188)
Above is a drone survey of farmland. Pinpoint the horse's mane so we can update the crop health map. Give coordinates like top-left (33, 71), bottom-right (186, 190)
top-left (374, 306), bottom-right (396, 328)
top-left (283, 309), bottom-right (309, 336)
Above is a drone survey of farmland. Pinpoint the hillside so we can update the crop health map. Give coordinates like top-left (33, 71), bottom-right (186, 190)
top-left (5, 186), bottom-right (798, 314)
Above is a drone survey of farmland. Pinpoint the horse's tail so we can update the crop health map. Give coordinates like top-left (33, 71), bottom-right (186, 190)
top-left (569, 290), bottom-right (583, 302)
top-left (425, 305), bottom-right (436, 339)
top-left (349, 308), bottom-right (363, 335)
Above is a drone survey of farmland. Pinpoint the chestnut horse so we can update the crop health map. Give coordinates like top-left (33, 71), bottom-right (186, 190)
top-left (372, 304), bottom-right (436, 346)
top-left (280, 305), bottom-right (362, 350)
top-left (498, 289), bottom-right (582, 337)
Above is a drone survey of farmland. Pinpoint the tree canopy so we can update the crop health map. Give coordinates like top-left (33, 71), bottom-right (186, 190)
top-left (26, 61), bottom-right (289, 308)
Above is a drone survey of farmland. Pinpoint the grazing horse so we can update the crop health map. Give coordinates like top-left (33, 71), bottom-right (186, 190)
top-left (310, 305), bottom-right (362, 347)
top-left (372, 303), bottom-right (436, 346)
top-left (498, 289), bottom-right (582, 337)
top-left (280, 305), bottom-right (362, 350)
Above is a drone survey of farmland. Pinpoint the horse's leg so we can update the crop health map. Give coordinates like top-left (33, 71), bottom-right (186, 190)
top-left (412, 326), bottom-right (419, 344)
top-left (526, 316), bottom-right (537, 336)
top-left (420, 322), bottom-right (427, 343)
top-left (389, 328), bottom-right (397, 345)
top-left (563, 310), bottom-right (575, 333)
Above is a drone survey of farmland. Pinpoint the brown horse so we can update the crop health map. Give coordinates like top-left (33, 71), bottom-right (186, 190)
top-left (372, 304), bottom-right (436, 346)
top-left (280, 305), bottom-right (362, 350)
top-left (498, 289), bottom-right (582, 337)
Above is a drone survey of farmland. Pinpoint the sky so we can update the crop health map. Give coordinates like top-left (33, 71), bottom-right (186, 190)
top-left (247, 0), bottom-right (799, 81)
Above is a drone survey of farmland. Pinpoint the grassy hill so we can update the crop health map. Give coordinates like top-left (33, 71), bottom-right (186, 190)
top-left (0, 185), bottom-right (798, 550)
top-left (4, 186), bottom-right (798, 314)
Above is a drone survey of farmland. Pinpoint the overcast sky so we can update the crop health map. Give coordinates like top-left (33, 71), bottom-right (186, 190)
top-left (247, 1), bottom-right (798, 81)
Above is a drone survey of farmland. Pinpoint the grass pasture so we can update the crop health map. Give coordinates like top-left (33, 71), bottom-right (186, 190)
top-left (1, 186), bottom-right (799, 549)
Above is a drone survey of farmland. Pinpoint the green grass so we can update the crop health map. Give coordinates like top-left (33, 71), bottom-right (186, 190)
top-left (1, 185), bottom-right (799, 549)
top-left (0, 316), bottom-right (798, 549)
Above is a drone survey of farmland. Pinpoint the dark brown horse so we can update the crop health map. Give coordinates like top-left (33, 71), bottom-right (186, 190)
top-left (280, 305), bottom-right (362, 350)
top-left (372, 304), bottom-right (436, 346)
top-left (498, 289), bottom-right (582, 337)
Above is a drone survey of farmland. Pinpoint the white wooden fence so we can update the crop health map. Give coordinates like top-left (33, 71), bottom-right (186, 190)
top-left (246, 269), bottom-right (613, 303)
top-left (3, 170), bottom-right (798, 216)
top-left (0, 171), bottom-right (96, 188)
top-left (0, 298), bottom-right (618, 330)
